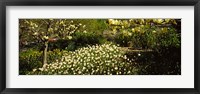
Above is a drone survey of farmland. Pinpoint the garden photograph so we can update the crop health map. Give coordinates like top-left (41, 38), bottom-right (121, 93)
top-left (19, 19), bottom-right (181, 75)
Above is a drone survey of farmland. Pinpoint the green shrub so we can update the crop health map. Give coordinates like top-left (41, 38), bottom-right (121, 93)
top-left (48, 31), bottom-right (107, 51)
top-left (19, 49), bottom-right (64, 75)
top-left (19, 49), bottom-right (43, 75)
top-left (114, 32), bottom-right (132, 47)
top-left (71, 31), bottom-right (107, 49)
top-left (154, 28), bottom-right (181, 52)
top-left (47, 49), bottom-right (64, 64)
top-left (75, 19), bottom-right (108, 32)
top-left (113, 26), bottom-right (180, 51)
top-left (114, 29), bottom-right (156, 49)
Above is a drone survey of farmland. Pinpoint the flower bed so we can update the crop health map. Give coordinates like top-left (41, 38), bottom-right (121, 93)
top-left (29, 43), bottom-right (138, 75)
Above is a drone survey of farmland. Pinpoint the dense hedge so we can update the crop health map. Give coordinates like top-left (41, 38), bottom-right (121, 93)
top-left (48, 31), bottom-right (107, 51)
top-left (19, 49), bottom-right (64, 75)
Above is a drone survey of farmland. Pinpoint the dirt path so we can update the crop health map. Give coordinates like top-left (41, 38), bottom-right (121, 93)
top-left (118, 47), bottom-right (153, 53)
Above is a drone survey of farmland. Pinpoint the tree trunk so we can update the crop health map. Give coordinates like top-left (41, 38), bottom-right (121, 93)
top-left (43, 41), bottom-right (48, 66)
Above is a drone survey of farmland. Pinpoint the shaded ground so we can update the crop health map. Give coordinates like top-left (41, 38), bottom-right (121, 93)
top-left (120, 47), bottom-right (181, 75)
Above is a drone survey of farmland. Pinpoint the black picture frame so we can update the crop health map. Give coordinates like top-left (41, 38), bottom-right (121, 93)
top-left (0, 0), bottom-right (200, 94)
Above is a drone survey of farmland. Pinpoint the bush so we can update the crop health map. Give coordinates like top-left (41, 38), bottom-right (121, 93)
top-left (19, 49), bottom-right (43, 74)
top-left (113, 26), bottom-right (180, 50)
top-left (75, 19), bottom-right (108, 32)
top-left (48, 31), bottom-right (107, 51)
top-left (71, 31), bottom-right (107, 49)
top-left (19, 49), bottom-right (64, 75)
top-left (28, 43), bottom-right (139, 75)
top-left (47, 49), bottom-right (64, 64)
top-left (114, 32), bottom-right (132, 47)
top-left (153, 28), bottom-right (181, 52)
top-left (114, 29), bottom-right (156, 49)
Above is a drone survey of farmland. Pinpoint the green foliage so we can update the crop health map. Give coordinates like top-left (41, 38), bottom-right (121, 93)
top-left (75, 19), bottom-right (108, 32)
top-left (19, 19), bottom-right (88, 66)
top-left (131, 26), bottom-right (181, 52)
top-left (112, 23), bottom-right (180, 51)
top-left (114, 32), bottom-right (132, 47)
top-left (19, 49), bottom-right (64, 75)
top-left (19, 49), bottom-right (43, 74)
top-left (65, 41), bottom-right (76, 51)
top-left (48, 31), bottom-right (107, 51)
top-left (19, 19), bottom-right (181, 75)
top-left (72, 31), bottom-right (107, 47)
top-left (47, 49), bottom-right (64, 64)
top-left (155, 28), bottom-right (181, 50)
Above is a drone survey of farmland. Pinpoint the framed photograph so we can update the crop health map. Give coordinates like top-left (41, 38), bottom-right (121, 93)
top-left (0, 0), bottom-right (200, 94)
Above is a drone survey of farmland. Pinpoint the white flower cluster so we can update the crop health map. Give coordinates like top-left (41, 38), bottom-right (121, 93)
top-left (29, 43), bottom-right (138, 75)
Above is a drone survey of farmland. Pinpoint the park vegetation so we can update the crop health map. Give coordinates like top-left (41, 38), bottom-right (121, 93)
top-left (19, 19), bottom-right (181, 75)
